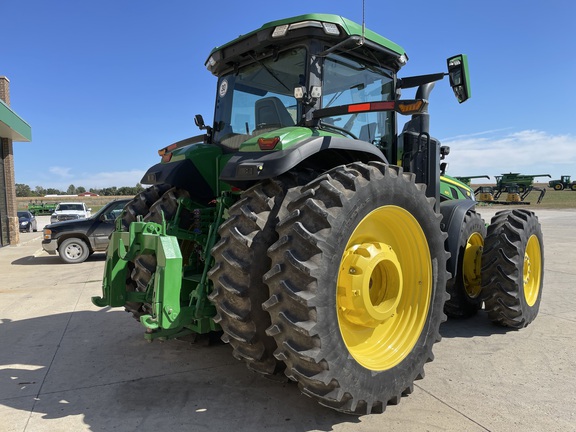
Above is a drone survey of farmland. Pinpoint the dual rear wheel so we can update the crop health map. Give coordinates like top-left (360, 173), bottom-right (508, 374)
top-left (119, 166), bottom-right (544, 414)
top-left (215, 162), bottom-right (449, 414)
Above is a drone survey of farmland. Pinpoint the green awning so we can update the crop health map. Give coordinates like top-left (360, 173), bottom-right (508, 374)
top-left (0, 99), bottom-right (31, 142)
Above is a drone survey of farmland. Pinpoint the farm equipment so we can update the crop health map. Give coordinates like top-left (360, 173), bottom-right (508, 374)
top-left (441, 175), bottom-right (475, 201)
top-left (493, 172), bottom-right (551, 204)
top-left (549, 175), bottom-right (576, 191)
top-left (454, 175), bottom-right (490, 186)
top-left (92, 14), bottom-right (544, 414)
top-left (27, 200), bottom-right (57, 215)
top-left (475, 185), bottom-right (529, 205)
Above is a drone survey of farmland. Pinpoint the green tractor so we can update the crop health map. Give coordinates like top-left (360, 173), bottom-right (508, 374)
top-left (27, 200), bottom-right (57, 215)
top-left (549, 175), bottom-right (576, 191)
top-left (93, 14), bottom-right (544, 414)
top-left (440, 175), bottom-right (476, 201)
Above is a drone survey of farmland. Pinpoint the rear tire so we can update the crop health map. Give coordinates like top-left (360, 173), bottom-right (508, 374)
top-left (554, 184), bottom-right (564, 191)
top-left (208, 172), bottom-right (315, 376)
top-left (481, 209), bottom-right (544, 328)
top-left (444, 210), bottom-right (486, 318)
top-left (264, 163), bottom-right (448, 414)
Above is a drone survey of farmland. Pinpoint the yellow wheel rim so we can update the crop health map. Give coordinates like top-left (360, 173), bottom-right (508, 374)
top-left (462, 232), bottom-right (484, 299)
top-left (336, 206), bottom-right (432, 371)
top-left (523, 234), bottom-right (542, 307)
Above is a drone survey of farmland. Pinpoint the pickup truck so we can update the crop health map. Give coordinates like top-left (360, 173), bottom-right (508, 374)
top-left (50, 202), bottom-right (92, 223)
top-left (42, 199), bottom-right (130, 263)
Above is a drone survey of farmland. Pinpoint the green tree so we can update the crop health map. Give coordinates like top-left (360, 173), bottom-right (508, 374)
top-left (35, 185), bottom-right (46, 196)
top-left (76, 186), bottom-right (86, 194)
top-left (67, 184), bottom-right (76, 195)
top-left (15, 183), bottom-right (33, 197)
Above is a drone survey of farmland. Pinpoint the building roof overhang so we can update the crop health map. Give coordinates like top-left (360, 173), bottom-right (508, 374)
top-left (0, 99), bottom-right (31, 142)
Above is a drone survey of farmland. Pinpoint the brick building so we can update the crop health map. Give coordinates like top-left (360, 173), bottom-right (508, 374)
top-left (0, 76), bottom-right (32, 246)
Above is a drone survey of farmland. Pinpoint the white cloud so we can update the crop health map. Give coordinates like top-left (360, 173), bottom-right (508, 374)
top-left (442, 129), bottom-right (576, 182)
top-left (48, 166), bottom-right (73, 178)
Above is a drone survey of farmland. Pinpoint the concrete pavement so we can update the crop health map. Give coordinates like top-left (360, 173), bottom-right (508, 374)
top-left (1, 209), bottom-right (575, 431)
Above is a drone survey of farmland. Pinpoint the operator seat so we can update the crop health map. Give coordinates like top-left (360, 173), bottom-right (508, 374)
top-left (254, 97), bottom-right (295, 130)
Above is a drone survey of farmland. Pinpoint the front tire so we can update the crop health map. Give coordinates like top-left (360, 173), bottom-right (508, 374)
top-left (264, 163), bottom-right (449, 414)
top-left (444, 210), bottom-right (486, 318)
top-left (481, 209), bottom-right (544, 328)
top-left (59, 238), bottom-right (90, 264)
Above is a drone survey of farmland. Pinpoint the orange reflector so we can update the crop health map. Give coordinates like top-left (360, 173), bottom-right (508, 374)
top-left (258, 136), bottom-right (280, 150)
top-left (161, 153), bottom-right (173, 163)
top-left (158, 143), bottom-right (178, 157)
top-left (396, 100), bottom-right (425, 114)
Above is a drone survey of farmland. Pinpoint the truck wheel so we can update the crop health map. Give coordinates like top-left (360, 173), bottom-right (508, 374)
top-left (481, 209), bottom-right (543, 328)
top-left (571, 184), bottom-right (576, 191)
top-left (554, 184), bottom-right (563, 191)
top-left (444, 210), bottom-right (486, 318)
top-left (59, 237), bottom-right (90, 264)
top-left (264, 162), bottom-right (448, 414)
top-left (209, 171), bottom-right (315, 376)
top-left (121, 184), bottom-right (176, 318)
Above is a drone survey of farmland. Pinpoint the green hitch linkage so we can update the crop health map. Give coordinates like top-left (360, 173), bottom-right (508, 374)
top-left (91, 216), bottom-right (184, 332)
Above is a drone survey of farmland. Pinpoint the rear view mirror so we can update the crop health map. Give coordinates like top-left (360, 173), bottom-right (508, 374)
top-left (447, 54), bottom-right (471, 103)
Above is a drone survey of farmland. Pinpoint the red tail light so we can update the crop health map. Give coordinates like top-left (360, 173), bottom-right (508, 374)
top-left (258, 136), bottom-right (280, 150)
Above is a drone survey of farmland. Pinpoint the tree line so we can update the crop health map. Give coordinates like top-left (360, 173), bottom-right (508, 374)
top-left (16, 183), bottom-right (145, 197)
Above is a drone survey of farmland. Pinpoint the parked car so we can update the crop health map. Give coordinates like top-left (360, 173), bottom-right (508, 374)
top-left (17, 211), bottom-right (38, 232)
top-left (42, 199), bottom-right (130, 264)
top-left (50, 202), bottom-right (91, 223)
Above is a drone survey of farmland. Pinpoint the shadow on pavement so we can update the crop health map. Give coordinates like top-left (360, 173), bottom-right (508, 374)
top-left (11, 253), bottom-right (107, 266)
top-left (0, 311), bottom-right (359, 431)
top-left (441, 310), bottom-right (511, 338)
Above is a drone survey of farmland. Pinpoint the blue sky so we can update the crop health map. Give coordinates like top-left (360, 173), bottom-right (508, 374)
top-left (4, 0), bottom-right (575, 190)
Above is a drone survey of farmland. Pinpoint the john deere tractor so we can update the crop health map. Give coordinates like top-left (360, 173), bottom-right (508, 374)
top-left (93, 14), bottom-right (544, 414)
top-left (549, 175), bottom-right (576, 191)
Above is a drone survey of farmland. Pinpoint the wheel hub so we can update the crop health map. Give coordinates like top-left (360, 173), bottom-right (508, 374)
top-left (66, 244), bottom-right (82, 259)
top-left (523, 234), bottom-right (541, 307)
top-left (335, 205), bottom-right (432, 371)
top-left (462, 232), bottom-right (483, 298)
top-left (339, 242), bottom-right (403, 328)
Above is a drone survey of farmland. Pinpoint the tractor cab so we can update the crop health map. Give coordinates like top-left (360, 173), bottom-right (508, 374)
top-left (201, 14), bottom-right (470, 194)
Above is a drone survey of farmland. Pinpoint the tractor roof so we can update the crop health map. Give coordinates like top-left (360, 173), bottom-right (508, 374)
top-left (206, 13), bottom-right (408, 76)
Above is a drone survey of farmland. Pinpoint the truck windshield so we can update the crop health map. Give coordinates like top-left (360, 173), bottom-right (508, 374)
top-left (213, 47), bottom-right (306, 150)
top-left (56, 204), bottom-right (84, 211)
top-left (322, 53), bottom-right (395, 146)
